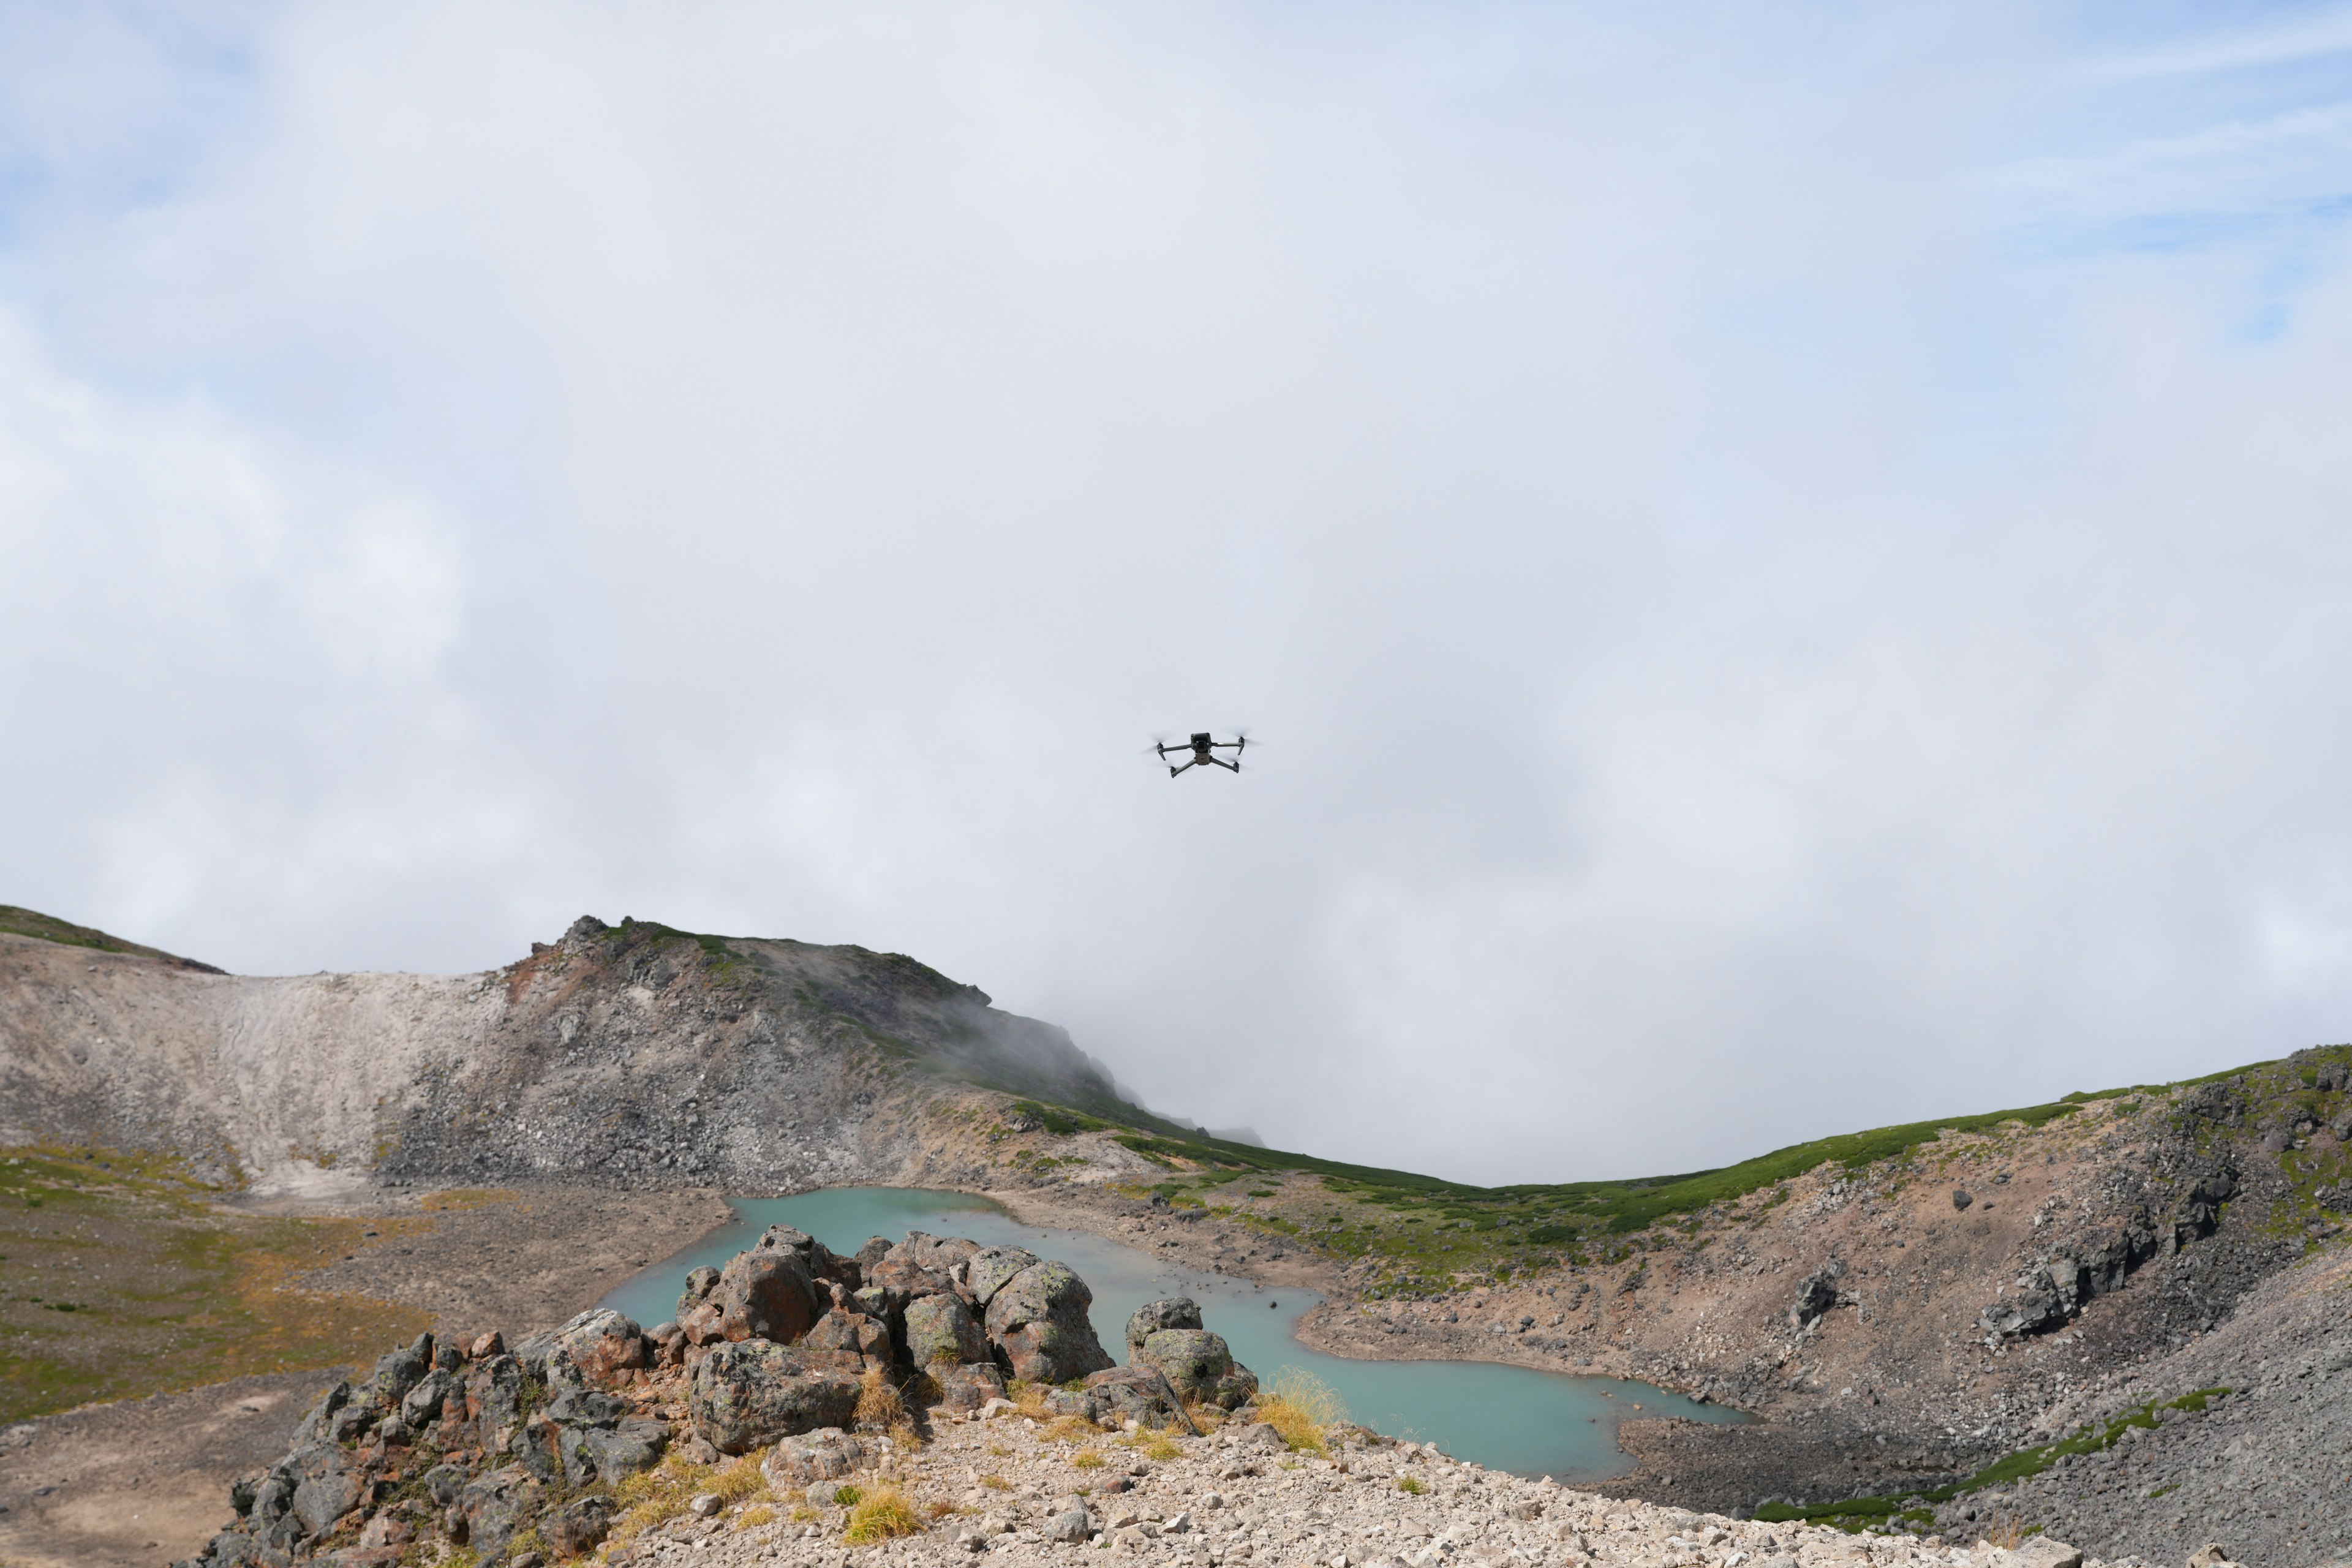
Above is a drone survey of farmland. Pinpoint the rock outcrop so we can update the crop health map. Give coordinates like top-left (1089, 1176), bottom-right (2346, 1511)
top-left (181, 1231), bottom-right (1240, 1566)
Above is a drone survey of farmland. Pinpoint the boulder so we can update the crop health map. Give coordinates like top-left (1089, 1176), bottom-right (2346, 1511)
top-left (466, 1354), bottom-right (527, 1455)
top-left (543, 1496), bottom-right (614, 1559)
top-left (285, 1444), bottom-right (361, 1538)
top-left (1044, 1504), bottom-right (1093, 1545)
top-left (984, 1260), bottom-right (1114, 1384)
top-left (1125, 1298), bottom-right (1204, 1355)
top-left (1789, 1260), bottom-right (1845, 1328)
top-left (1136, 1329), bottom-right (1257, 1410)
top-left (904, 1292), bottom-right (990, 1370)
top-left (688, 1340), bottom-right (864, 1454)
top-left (534, 1308), bottom-right (649, 1387)
top-left (752, 1223), bottom-right (861, 1287)
top-left (762, 1427), bottom-right (867, 1488)
top-left (854, 1235), bottom-right (895, 1272)
top-left (400, 1367), bottom-right (464, 1428)
top-left (677, 1264), bottom-right (722, 1321)
top-left (456, 1466), bottom-right (543, 1559)
top-left (1082, 1365), bottom-right (1199, 1433)
top-left (960, 1245), bottom-right (1041, 1310)
top-left (801, 1308), bottom-right (891, 1365)
top-left (934, 1362), bottom-right (1008, 1412)
top-left (893, 1231), bottom-right (982, 1273)
top-left (369, 1336), bottom-right (433, 1408)
top-left (684, 1248), bottom-right (822, 1346)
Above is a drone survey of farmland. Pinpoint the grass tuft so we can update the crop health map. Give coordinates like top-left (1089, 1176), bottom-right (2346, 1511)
top-left (1072, 1449), bottom-right (1105, 1469)
top-left (1254, 1368), bottom-right (1346, 1457)
top-left (843, 1484), bottom-right (926, 1543)
top-left (1397, 1475), bottom-right (1427, 1494)
top-left (856, 1365), bottom-right (907, 1431)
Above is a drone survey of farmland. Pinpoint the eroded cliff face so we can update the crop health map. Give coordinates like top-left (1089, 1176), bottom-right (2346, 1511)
top-left (0, 916), bottom-right (1134, 1196)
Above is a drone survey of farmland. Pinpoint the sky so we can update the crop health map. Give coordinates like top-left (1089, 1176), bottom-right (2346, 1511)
top-left (6, 2), bottom-right (2352, 1185)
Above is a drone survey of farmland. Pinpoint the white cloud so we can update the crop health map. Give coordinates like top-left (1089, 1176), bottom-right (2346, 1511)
top-left (6, 3), bottom-right (2352, 1181)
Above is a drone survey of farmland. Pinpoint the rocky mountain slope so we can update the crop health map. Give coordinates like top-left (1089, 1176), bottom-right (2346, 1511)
top-left (5, 907), bottom-right (2351, 1567)
top-left (178, 1221), bottom-right (2118, 1568)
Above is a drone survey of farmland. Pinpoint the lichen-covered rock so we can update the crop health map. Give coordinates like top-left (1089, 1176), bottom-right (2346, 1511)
top-left (984, 1260), bottom-right (1114, 1384)
top-left (1082, 1364), bottom-right (1200, 1433)
top-left (467, 1352), bottom-right (527, 1455)
top-left (934, 1360), bottom-right (1007, 1411)
top-left (801, 1307), bottom-right (891, 1363)
top-left (677, 1264), bottom-right (722, 1321)
top-left (1126, 1297), bottom-right (1204, 1355)
top-left (543, 1494), bottom-right (614, 1558)
top-left (284, 1441), bottom-right (361, 1537)
top-left (529, 1307), bottom-right (649, 1387)
top-left (751, 1223), bottom-right (862, 1288)
top-left (1136, 1327), bottom-right (1257, 1410)
top-left (684, 1247), bottom-right (822, 1346)
top-left (761, 1426), bottom-right (867, 1488)
top-left (370, 1335), bottom-right (433, 1407)
top-left (688, 1339), bottom-right (864, 1453)
top-left (456, 1465), bottom-right (543, 1559)
top-left (960, 1245), bottom-right (1041, 1310)
top-left (401, 1366), bottom-right (464, 1427)
top-left (904, 1291), bottom-right (990, 1369)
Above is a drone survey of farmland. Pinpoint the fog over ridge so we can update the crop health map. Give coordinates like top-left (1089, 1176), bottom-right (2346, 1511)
top-left (4, 2), bottom-right (2352, 1184)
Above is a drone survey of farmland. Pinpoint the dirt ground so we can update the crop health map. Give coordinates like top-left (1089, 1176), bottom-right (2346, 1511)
top-left (0, 1181), bottom-right (733, 1568)
top-left (0, 1371), bottom-right (337, 1568)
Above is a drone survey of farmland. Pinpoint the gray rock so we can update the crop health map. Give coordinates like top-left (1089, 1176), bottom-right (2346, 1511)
top-left (935, 1361), bottom-right (1008, 1411)
top-left (1082, 1364), bottom-right (1199, 1433)
top-left (1125, 1297), bottom-right (1205, 1355)
top-left (763, 1427), bottom-right (867, 1488)
top-left (1044, 1506), bottom-right (1093, 1544)
top-left (984, 1259), bottom-right (1115, 1384)
top-left (688, 1339), bottom-right (864, 1453)
top-left (456, 1465), bottom-right (543, 1559)
top-left (1136, 1328), bottom-right (1257, 1410)
top-left (682, 1246), bottom-right (823, 1346)
top-left (677, 1264), bottom-right (722, 1321)
top-left (961, 1245), bottom-right (1042, 1310)
top-left (904, 1291), bottom-right (990, 1370)
top-left (543, 1494), bottom-right (613, 1557)
top-left (401, 1366), bottom-right (462, 1428)
top-left (2008, 1540), bottom-right (2082, 1568)
top-left (522, 1307), bottom-right (648, 1387)
top-left (1952, 1188), bottom-right (1973, 1211)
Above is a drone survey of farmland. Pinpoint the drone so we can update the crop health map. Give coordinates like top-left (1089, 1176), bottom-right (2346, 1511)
top-left (1156, 731), bottom-right (1248, 777)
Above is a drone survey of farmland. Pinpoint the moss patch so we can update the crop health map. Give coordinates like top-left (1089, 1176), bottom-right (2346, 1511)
top-left (0, 1144), bottom-right (432, 1423)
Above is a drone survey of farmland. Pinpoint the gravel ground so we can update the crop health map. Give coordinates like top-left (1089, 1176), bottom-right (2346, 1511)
top-left (1943, 1246), bottom-right (2352, 1568)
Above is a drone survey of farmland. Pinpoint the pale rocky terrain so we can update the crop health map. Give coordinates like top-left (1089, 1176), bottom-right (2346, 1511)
top-left (6, 911), bottom-right (2352, 1567)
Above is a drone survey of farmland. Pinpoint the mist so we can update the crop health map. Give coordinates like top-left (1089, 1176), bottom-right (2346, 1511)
top-left (6, 2), bottom-right (2352, 1183)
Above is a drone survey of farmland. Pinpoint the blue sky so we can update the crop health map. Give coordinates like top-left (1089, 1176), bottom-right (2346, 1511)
top-left (6, 3), bottom-right (2352, 1183)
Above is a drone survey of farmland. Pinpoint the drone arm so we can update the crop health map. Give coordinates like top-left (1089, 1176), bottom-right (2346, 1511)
top-left (1208, 756), bottom-right (1240, 772)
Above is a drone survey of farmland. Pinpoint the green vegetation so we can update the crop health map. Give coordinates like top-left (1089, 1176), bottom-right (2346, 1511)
top-left (0, 1145), bottom-right (432, 1422)
top-left (0, 904), bottom-right (221, 971)
top-left (1756, 1389), bottom-right (2234, 1533)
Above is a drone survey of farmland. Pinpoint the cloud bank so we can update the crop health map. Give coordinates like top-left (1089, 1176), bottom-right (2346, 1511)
top-left (6, 2), bottom-right (2352, 1182)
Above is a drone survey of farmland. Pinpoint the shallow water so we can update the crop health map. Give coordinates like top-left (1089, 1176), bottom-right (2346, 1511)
top-left (599, 1186), bottom-right (1742, 1482)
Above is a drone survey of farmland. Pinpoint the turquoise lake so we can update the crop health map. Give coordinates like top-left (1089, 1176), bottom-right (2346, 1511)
top-left (599, 1186), bottom-right (1741, 1483)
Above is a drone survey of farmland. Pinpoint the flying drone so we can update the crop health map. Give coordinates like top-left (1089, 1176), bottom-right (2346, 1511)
top-left (1156, 731), bottom-right (1248, 777)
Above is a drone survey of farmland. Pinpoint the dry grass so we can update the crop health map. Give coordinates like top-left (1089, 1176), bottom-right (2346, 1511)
top-left (1255, 1368), bottom-right (1346, 1457)
top-left (927, 1501), bottom-right (960, 1521)
top-left (1118, 1431), bottom-right (1182, 1461)
top-left (417, 1188), bottom-right (518, 1212)
top-left (979, 1474), bottom-right (1010, 1491)
top-left (709, 1454), bottom-right (771, 1504)
top-left (736, 1504), bottom-right (777, 1528)
top-left (856, 1366), bottom-right (908, 1431)
top-left (604, 1453), bottom-right (734, 1548)
top-left (1976, 1512), bottom-right (2032, 1550)
top-left (843, 1485), bottom-right (927, 1543)
top-left (1072, 1449), bottom-right (1105, 1469)
top-left (1043, 1415), bottom-right (1101, 1445)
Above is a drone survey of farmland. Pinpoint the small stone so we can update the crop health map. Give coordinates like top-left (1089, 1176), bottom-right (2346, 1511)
top-left (688, 1492), bottom-right (723, 1517)
top-left (1952, 1189), bottom-right (1973, 1212)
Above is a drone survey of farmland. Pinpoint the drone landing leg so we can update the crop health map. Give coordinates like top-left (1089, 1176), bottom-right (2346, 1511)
top-left (1169, 760), bottom-right (1197, 777)
top-left (1208, 756), bottom-right (1240, 772)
